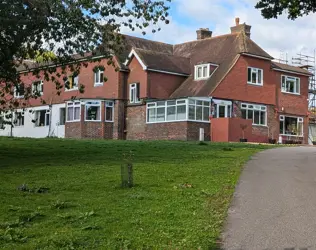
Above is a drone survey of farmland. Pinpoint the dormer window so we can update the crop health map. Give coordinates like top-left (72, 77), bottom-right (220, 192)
top-left (195, 64), bottom-right (210, 80)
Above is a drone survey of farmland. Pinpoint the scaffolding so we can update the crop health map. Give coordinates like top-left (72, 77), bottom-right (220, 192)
top-left (292, 51), bottom-right (316, 142)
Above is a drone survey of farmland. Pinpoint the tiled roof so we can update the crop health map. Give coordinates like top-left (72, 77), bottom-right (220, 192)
top-left (170, 32), bottom-right (272, 98)
top-left (132, 48), bottom-right (191, 75)
top-left (271, 62), bottom-right (313, 75)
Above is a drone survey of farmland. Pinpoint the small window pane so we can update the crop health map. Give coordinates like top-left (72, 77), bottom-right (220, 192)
top-left (196, 106), bottom-right (203, 120)
top-left (252, 71), bottom-right (257, 83)
top-left (157, 101), bottom-right (165, 107)
top-left (280, 120), bottom-right (284, 134)
top-left (241, 109), bottom-right (247, 119)
top-left (167, 106), bottom-right (176, 121)
top-left (196, 100), bottom-right (203, 106)
top-left (189, 99), bottom-right (195, 105)
top-left (254, 110), bottom-right (260, 124)
top-left (260, 111), bottom-right (266, 125)
top-left (203, 107), bottom-right (209, 121)
top-left (248, 68), bottom-right (252, 82)
top-left (248, 110), bottom-right (253, 120)
top-left (74, 107), bottom-right (80, 120)
top-left (67, 107), bottom-right (74, 121)
top-left (156, 107), bottom-right (165, 121)
top-left (203, 66), bottom-right (208, 77)
top-left (177, 105), bottom-right (186, 120)
top-left (177, 100), bottom-right (186, 104)
top-left (197, 67), bottom-right (202, 78)
top-left (189, 105), bottom-right (195, 120)
top-left (147, 108), bottom-right (156, 122)
top-left (167, 100), bottom-right (176, 106)
top-left (258, 70), bottom-right (262, 84)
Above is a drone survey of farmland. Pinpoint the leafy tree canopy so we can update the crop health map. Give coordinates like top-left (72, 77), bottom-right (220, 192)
top-left (0, 0), bottom-right (171, 111)
top-left (256, 0), bottom-right (316, 19)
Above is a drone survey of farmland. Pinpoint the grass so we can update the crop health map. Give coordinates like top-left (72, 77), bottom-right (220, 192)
top-left (0, 137), bottom-right (274, 249)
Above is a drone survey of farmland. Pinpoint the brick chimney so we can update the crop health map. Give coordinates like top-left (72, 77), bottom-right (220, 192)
top-left (196, 28), bottom-right (213, 40)
top-left (230, 17), bottom-right (251, 38)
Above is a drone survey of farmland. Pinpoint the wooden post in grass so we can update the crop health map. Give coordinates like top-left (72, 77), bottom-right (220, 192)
top-left (121, 163), bottom-right (133, 188)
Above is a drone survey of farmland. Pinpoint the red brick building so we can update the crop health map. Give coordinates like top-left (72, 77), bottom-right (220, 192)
top-left (0, 19), bottom-right (312, 144)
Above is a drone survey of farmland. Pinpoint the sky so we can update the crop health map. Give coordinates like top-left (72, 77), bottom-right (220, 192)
top-left (121, 0), bottom-right (316, 64)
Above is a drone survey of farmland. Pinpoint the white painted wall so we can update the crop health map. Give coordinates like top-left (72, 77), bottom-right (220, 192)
top-left (0, 103), bottom-right (66, 138)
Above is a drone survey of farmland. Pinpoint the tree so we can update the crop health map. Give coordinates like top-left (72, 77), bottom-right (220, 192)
top-left (255, 0), bottom-right (316, 19)
top-left (0, 0), bottom-right (171, 112)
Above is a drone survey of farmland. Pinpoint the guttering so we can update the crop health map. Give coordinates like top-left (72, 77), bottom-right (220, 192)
top-left (241, 53), bottom-right (273, 61)
top-left (18, 55), bottom-right (108, 74)
top-left (272, 68), bottom-right (313, 77)
top-left (147, 68), bottom-right (189, 76)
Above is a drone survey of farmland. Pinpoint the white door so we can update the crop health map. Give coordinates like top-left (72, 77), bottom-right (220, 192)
top-left (217, 104), bottom-right (231, 118)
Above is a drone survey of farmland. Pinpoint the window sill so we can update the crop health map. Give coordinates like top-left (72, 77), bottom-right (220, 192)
top-left (65, 88), bottom-right (78, 92)
top-left (94, 83), bottom-right (103, 87)
top-left (84, 120), bottom-right (102, 122)
top-left (66, 120), bottom-right (81, 123)
top-left (280, 134), bottom-right (303, 137)
top-left (146, 119), bottom-right (210, 124)
top-left (247, 82), bottom-right (263, 86)
top-left (252, 124), bottom-right (268, 127)
top-left (105, 120), bottom-right (114, 123)
top-left (127, 102), bottom-right (143, 107)
top-left (194, 77), bottom-right (210, 81)
top-left (14, 96), bottom-right (24, 99)
top-left (281, 91), bottom-right (300, 96)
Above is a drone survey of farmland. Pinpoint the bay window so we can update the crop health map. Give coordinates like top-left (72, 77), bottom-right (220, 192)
top-left (241, 103), bottom-right (267, 126)
top-left (146, 99), bottom-right (210, 123)
top-left (67, 101), bottom-right (81, 122)
top-left (85, 101), bottom-right (101, 121)
top-left (281, 75), bottom-right (300, 94)
top-left (280, 115), bottom-right (303, 136)
top-left (188, 100), bottom-right (210, 121)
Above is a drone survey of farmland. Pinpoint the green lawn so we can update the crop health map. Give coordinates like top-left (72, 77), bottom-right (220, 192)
top-left (0, 138), bottom-right (272, 249)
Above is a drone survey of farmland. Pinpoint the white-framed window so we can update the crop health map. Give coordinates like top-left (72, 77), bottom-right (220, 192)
top-left (94, 70), bottom-right (104, 86)
top-left (34, 109), bottom-right (50, 127)
top-left (188, 100), bottom-right (210, 121)
top-left (14, 111), bottom-right (24, 127)
top-left (67, 101), bottom-right (81, 122)
top-left (195, 64), bottom-right (210, 80)
top-left (14, 83), bottom-right (25, 98)
top-left (64, 74), bottom-right (79, 91)
top-left (129, 83), bottom-right (140, 104)
top-left (147, 99), bottom-right (187, 123)
top-left (281, 75), bottom-right (300, 94)
top-left (247, 67), bottom-right (263, 86)
top-left (59, 108), bottom-right (66, 125)
top-left (85, 101), bottom-right (101, 121)
top-left (105, 101), bottom-right (114, 122)
top-left (32, 80), bottom-right (43, 96)
top-left (241, 103), bottom-right (267, 126)
top-left (280, 115), bottom-right (303, 136)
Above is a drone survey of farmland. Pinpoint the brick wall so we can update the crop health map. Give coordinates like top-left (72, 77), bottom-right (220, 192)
top-left (125, 105), bottom-right (211, 141)
top-left (65, 101), bottom-right (114, 139)
top-left (19, 58), bottom-right (122, 108)
top-left (212, 55), bottom-right (276, 105)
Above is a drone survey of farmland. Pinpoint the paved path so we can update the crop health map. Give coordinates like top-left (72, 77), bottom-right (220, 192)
top-left (222, 146), bottom-right (316, 250)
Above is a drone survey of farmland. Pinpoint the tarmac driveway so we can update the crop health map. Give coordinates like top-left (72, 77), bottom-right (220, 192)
top-left (222, 146), bottom-right (316, 250)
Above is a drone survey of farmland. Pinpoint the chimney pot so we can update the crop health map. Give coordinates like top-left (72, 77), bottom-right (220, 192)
top-left (235, 17), bottom-right (240, 26)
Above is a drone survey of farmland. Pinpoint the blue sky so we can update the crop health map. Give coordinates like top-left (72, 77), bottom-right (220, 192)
top-left (121, 0), bottom-right (316, 61)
